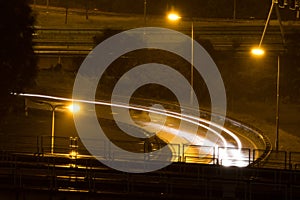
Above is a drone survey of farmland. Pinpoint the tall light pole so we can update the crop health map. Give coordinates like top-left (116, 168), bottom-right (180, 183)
top-left (251, 0), bottom-right (283, 151)
top-left (275, 55), bottom-right (280, 152)
top-left (34, 102), bottom-right (80, 154)
top-left (191, 21), bottom-right (194, 106)
top-left (51, 103), bottom-right (80, 154)
top-left (46, 0), bottom-right (49, 13)
top-left (233, 0), bottom-right (237, 21)
top-left (167, 12), bottom-right (194, 105)
top-left (50, 104), bottom-right (63, 154)
top-left (251, 50), bottom-right (281, 152)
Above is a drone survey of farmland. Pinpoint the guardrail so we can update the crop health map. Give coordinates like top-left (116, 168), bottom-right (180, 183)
top-left (0, 150), bottom-right (299, 200)
top-left (0, 135), bottom-right (298, 170)
top-left (121, 96), bottom-right (272, 166)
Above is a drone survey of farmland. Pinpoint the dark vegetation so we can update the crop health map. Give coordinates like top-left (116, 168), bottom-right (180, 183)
top-left (0, 0), bottom-right (37, 119)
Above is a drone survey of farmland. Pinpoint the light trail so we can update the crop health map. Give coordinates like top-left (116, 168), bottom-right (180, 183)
top-left (145, 104), bottom-right (242, 150)
top-left (16, 92), bottom-right (246, 167)
top-left (17, 93), bottom-right (230, 146)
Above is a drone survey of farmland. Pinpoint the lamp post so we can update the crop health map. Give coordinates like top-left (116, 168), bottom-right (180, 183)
top-left (252, 50), bottom-right (280, 151)
top-left (50, 104), bottom-right (63, 154)
top-left (51, 103), bottom-right (80, 154)
top-left (46, 0), bottom-right (49, 13)
top-left (250, 0), bottom-right (286, 152)
top-left (191, 21), bottom-right (194, 106)
top-left (34, 102), bottom-right (80, 154)
top-left (167, 12), bottom-right (194, 105)
top-left (275, 55), bottom-right (280, 151)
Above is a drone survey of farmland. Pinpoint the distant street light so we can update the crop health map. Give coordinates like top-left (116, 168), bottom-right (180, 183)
top-left (167, 13), bottom-right (181, 21)
top-left (251, 0), bottom-right (285, 151)
top-left (251, 49), bottom-right (281, 152)
top-left (51, 103), bottom-right (80, 154)
top-left (167, 12), bottom-right (194, 106)
top-left (250, 0), bottom-right (287, 152)
top-left (46, 0), bottom-right (49, 13)
top-left (37, 102), bottom-right (80, 154)
top-left (251, 47), bottom-right (265, 56)
top-left (67, 103), bottom-right (81, 113)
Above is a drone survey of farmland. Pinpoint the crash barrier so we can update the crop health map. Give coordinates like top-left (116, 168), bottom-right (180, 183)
top-left (0, 135), bottom-right (299, 170)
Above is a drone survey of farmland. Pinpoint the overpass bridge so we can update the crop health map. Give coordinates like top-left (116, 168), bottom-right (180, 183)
top-left (32, 23), bottom-right (300, 71)
top-left (33, 25), bottom-right (291, 54)
top-left (0, 151), bottom-right (299, 200)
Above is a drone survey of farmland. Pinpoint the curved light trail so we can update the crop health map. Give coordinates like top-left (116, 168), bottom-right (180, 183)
top-left (16, 93), bottom-right (247, 167)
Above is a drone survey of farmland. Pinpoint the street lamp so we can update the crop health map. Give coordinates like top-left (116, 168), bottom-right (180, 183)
top-left (67, 103), bottom-right (81, 113)
top-left (167, 13), bottom-right (182, 21)
top-left (250, 0), bottom-right (286, 152)
top-left (167, 12), bottom-right (194, 106)
top-left (38, 102), bottom-right (80, 154)
top-left (251, 48), bottom-right (265, 56)
top-left (251, 49), bottom-right (281, 152)
top-left (46, 0), bottom-right (49, 13)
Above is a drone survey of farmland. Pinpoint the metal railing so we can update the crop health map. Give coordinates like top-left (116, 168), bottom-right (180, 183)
top-left (0, 135), bottom-right (299, 170)
top-left (0, 150), bottom-right (300, 200)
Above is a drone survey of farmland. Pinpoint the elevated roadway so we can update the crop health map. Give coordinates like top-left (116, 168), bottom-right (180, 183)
top-left (33, 25), bottom-right (289, 55)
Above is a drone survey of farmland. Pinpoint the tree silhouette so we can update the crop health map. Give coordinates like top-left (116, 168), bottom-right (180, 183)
top-left (0, 0), bottom-right (37, 115)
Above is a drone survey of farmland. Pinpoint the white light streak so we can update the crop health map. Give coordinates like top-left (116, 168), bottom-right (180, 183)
top-left (16, 92), bottom-right (246, 167)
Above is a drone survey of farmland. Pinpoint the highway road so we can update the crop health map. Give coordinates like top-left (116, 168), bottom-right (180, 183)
top-left (2, 93), bottom-right (295, 199)
top-left (17, 93), bottom-right (269, 168)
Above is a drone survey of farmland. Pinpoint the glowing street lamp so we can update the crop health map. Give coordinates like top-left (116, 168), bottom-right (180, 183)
top-left (167, 12), bottom-right (194, 106)
top-left (50, 103), bottom-right (80, 154)
top-left (67, 103), bottom-right (81, 113)
top-left (48, 102), bottom-right (80, 154)
top-left (250, 1), bottom-right (283, 152)
top-left (251, 47), bottom-right (265, 56)
top-left (251, 48), bottom-right (281, 151)
top-left (167, 13), bottom-right (181, 21)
